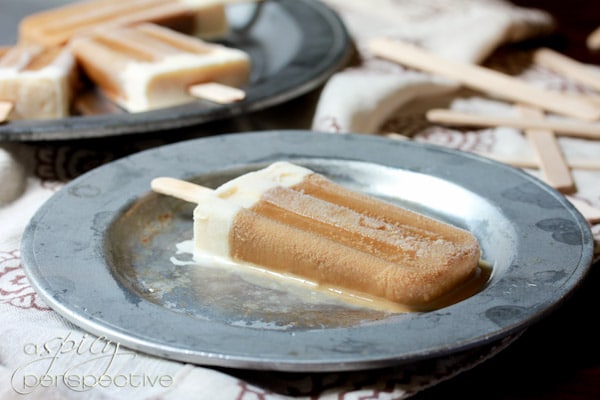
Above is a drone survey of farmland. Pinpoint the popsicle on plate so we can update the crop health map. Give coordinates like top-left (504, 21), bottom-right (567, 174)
top-left (0, 44), bottom-right (77, 120)
top-left (152, 162), bottom-right (482, 311)
top-left (18, 0), bottom-right (232, 47)
top-left (69, 23), bottom-right (251, 112)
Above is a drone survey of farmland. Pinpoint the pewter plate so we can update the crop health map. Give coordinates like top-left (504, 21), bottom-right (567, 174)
top-left (21, 131), bottom-right (594, 371)
top-left (0, 0), bottom-right (351, 140)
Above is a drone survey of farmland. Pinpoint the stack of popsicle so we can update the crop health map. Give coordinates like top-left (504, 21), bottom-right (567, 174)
top-left (0, 0), bottom-right (253, 122)
top-left (152, 162), bottom-right (483, 312)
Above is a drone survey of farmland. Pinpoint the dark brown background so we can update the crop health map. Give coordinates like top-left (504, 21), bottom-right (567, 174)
top-left (513, 0), bottom-right (600, 64)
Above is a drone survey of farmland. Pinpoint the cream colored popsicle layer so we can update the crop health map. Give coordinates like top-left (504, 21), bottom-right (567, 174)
top-left (192, 162), bottom-right (481, 310)
top-left (19, 0), bottom-right (231, 47)
top-left (70, 23), bottom-right (250, 112)
top-left (0, 45), bottom-right (77, 120)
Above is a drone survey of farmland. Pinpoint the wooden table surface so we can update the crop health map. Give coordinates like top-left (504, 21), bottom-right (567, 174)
top-left (415, 2), bottom-right (600, 398)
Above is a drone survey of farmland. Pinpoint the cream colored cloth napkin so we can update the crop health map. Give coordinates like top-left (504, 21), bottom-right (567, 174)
top-left (0, 145), bottom-right (26, 206)
top-left (1, 0), bottom-right (593, 399)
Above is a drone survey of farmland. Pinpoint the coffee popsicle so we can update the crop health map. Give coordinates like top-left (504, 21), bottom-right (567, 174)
top-left (70, 23), bottom-right (250, 112)
top-left (19, 0), bottom-right (233, 47)
top-left (0, 45), bottom-right (77, 120)
top-left (153, 162), bottom-right (482, 310)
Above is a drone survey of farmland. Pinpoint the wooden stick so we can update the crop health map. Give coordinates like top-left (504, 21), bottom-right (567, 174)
top-left (581, 93), bottom-right (600, 107)
top-left (425, 108), bottom-right (600, 140)
top-left (188, 82), bottom-right (246, 104)
top-left (533, 48), bottom-right (600, 92)
top-left (517, 105), bottom-right (575, 194)
top-left (474, 152), bottom-right (600, 171)
top-left (0, 101), bottom-right (13, 123)
top-left (566, 196), bottom-right (600, 224)
top-left (368, 38), bottom-right (600, 121)
top-left (151, 177), bottom-right (212, 203)
top-left (587, 25), bottom-right (600, 51)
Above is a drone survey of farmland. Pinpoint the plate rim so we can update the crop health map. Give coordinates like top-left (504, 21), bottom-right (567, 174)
top-left (21, 130), bottom-right (595, 371)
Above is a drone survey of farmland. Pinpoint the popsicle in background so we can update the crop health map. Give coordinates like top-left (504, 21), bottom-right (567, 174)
top-left (0, 45), bottom-right (77, 121)
top-left (69, 23), bottom-right (250, 112)
top-left (18, 0), bottom-right (234, 47)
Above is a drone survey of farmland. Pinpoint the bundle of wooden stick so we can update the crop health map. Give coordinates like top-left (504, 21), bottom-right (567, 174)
top-left (369, 34), bottom-right (600, 224)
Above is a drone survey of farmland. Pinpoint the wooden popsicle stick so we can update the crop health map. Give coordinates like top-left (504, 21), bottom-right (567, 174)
top-left (587, 26), bottom-right (600, 51)
top-left (425, 108), bottom-right (600, 140)
top-left (533, 48), bottom-right (600, 92)
top-left (474, 152), bottom-right (600, 171)
top-left (151, 177), bottom-right (213, 204)
top-left (368, 38), bottom-right (600, 121)
top-left (517, 105), bottom-right (575, 194)
top-left (0, 101), bottom-right (13, 123)
top-left (566, 196), bottom-right (600, 224)
top-left (581, 93), bottom-right (600, 107)
top-left (188, 82), bottom-right (246, 104)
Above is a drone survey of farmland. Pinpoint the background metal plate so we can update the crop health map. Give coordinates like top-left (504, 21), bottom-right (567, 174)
top-left (21, 131), bottom-right (594, 371)
top-left (0, 0), bottom-right (351, 140)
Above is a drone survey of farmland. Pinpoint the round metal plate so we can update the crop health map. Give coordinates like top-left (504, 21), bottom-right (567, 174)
top-left (21, 131), bottom-right (594, 371)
